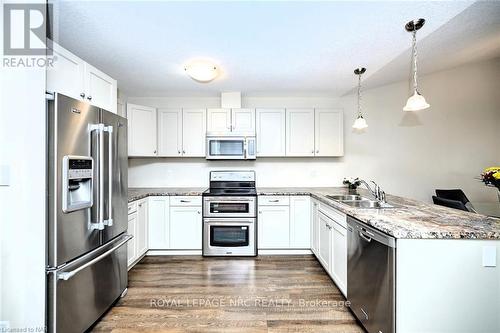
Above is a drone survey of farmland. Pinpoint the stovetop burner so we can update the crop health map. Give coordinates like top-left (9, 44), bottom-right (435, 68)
top-left (203, 188), bottom-right (257, 196)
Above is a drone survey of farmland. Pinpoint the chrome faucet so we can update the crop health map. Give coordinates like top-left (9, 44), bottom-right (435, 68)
top-left (359, 180), bottom-right (386, 202)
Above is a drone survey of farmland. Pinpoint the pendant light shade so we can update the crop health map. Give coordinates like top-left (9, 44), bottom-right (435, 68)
top-left (352, 67), bottom-right (368, 129)
top-left (404, 18), bottom-right (429, 111)
top-left (353, 114), bottom-right (368, 129)
top-left (403, 91), bottom-right (430, 111)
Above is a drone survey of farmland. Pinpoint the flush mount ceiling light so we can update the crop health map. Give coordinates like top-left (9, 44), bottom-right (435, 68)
top-left (184, 60), bottom-right (219, 83)
top-left (353, 67), bottom-right (368, 130)
top-left (403, 18), bottom-right (430, 112)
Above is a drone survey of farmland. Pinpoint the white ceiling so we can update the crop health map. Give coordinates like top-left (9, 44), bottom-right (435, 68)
top-left (53, 1), bottom-right (487, 97)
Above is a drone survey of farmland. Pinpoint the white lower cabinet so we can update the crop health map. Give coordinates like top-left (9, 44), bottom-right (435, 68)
top-left (127, 198), bottom-right (148, 268)
top-left (290, 196), bottom-right (311, 248)
top-left (316, 204), bottom-right (347, 296)
top-left (318, 211), bottom-right (333, 271)
top-left (127, 211), bottom-right (138, 267)
top-left (169, 206), bottom-right (202, 249)
top-left (258, 205), bottom-right (290, 248)
top-left (148, 197), bottom-right (170, 249)
top-left (311, 199), bottom-right (320, 255)
top-left (257, 195), bottom-right (311, 249)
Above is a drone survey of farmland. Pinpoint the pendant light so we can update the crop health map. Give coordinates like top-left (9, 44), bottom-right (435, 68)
top-left (353, 67), bottom-right (368, 129)
top-left (403, 18), bottom-right (430, 111)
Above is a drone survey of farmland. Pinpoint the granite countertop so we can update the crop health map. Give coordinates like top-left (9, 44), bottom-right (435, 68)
top-left (128, 187), bottom-right (206, 202)
top-left (128, 187), bottom-right (500, 240)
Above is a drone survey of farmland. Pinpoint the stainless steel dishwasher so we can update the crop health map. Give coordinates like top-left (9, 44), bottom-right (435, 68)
top-left (347, 216), bottom-right (396, 333)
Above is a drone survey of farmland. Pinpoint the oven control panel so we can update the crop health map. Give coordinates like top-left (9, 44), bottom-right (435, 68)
top-left (210, 171), bottom-right (255, 182)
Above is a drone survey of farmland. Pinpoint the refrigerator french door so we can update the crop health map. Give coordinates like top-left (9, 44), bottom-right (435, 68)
top-left (46, 93), bottom-right (131, 333)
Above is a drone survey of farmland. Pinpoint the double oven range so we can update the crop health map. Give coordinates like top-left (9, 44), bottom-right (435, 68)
top-left (202, 171), bottom-right (257, 256)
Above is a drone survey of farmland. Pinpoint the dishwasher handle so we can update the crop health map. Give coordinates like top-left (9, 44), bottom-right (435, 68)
top-left (359, 230), bottom-right (372, 242)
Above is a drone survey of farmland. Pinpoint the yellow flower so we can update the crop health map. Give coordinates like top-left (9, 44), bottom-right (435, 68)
top-left (484, 166), bottom-right (500, 173)
top-left (493, 172), bottom-right (500, 180)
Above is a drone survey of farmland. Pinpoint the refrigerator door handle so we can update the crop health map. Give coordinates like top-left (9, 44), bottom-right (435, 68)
top-left (104, 125), bottom-right (113, 227)
top-left (90, 123), bottom-right (105, 231)
top-left (57, 234), bottom-right (132, 281)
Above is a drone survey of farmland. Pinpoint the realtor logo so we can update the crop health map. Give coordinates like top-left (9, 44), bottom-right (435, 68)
top-left (3, 3), bottom-right (52, 55)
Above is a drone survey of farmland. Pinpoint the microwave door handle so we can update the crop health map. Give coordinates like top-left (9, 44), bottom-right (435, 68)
top-left (104, 125), bottom-right (113, 227)
top-left (89, 124), bottom-right (105, 231)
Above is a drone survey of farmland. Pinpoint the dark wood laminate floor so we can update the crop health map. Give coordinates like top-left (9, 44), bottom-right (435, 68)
top-left (92, 255), bottom-right (364, 333)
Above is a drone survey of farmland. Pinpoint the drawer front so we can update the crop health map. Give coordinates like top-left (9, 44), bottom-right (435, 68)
top-left (319, 203), bottom-right (346, 229)
top-left (258, 196), bottom-right (290, 206)
top-left (170, 196), bottom-right (202, 206)
top-left (128, 201), bottom-right (137, 215)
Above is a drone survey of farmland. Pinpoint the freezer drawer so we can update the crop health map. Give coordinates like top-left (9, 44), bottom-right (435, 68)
top-left (47, 234), bottom-right (130, 333)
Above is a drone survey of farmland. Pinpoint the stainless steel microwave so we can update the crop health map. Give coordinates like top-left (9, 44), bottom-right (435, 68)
top-left (206, 136), bottom-right (256, 160)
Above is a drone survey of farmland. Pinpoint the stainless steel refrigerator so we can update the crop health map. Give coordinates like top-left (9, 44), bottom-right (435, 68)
top-left (46, 93), bottom-right (131, 333)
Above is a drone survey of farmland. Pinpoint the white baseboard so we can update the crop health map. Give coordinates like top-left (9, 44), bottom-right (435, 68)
top-left (258, 249), bottom-right (312, 255)
top-left (147, 250), bottom-right (203, 256)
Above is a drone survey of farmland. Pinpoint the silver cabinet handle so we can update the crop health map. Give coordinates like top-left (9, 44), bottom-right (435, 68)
top-left (153, 150), bottom-right (157, 154)
top-left (178, 150), bottom-right (181, 154)
top-left (80, 92), bottom-right (85, 98)
top-left (103, 125), bottom-right (113, 227)
top-left (180, 199), bottom-right (190, 203)
top-left (183, 150), bottom-right (186, 154)
top-left (90, 123), bottom-right (105, 231)
top-left (259, 211), bottom-right (262, 214)
top-left (311, 150), bottom-right (314, 154)
top-left (87, 96), bottom-right (92, 101)
top-left (197, 211), bottom-right (201, 214)
top-left (269, 199), bottom-right (279, 202)
top-left (57, 235), bottom-right (132, 281)
top-left (316, 150), bottom-right (319, 153)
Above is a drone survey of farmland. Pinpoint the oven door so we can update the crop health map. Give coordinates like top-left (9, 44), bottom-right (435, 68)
top-left (203, 218), bottom-right (256, 256)
top-left (203, 196), bottom-right (256, 218)
top-left (206, 137), bottom-right (246, 160)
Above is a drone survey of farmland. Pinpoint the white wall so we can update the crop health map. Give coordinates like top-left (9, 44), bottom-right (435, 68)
top-left (128, 58), bottom-right (500, 203)
top-left (0, 1), bottom-right (47, 329)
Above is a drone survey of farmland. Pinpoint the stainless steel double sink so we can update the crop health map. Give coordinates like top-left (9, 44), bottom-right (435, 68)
top-left (326, 194), bottom-right (396, 209)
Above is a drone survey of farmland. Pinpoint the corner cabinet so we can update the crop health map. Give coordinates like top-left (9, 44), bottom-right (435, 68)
top-left (127, 103), bottom-right (157, 157)
top-left (47, 41), bottom-right (117, 113)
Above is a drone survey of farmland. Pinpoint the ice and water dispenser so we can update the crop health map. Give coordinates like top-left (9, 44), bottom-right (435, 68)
top-left (62, 156), bottom-right (93, 213)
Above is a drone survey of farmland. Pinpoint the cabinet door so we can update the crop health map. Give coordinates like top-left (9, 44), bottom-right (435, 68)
top-left (207, 108), bottom-right (231, 134)
top-left (169, 207), bottom-right (202, 249)
top-left (232, 108), bottom-right (255, 135)
top-left (290, 196), bottom-right (311, 248)
top-left (258, 206), bottom-right (290, 249)
top-left (84, 63), bottom-right (117, 113)
top-left (311, 200), bottom-right (320, 255)
top-left (148, 197), bottom-right (169, 249)
top-left (318, 212), bottom-right (332, 271)
top-left (182, 109), bottom-right (206, 157)
top-left (136, 199), bottom-right (148, 257)
top-left (127, 212), bottom-right (138, 267)
top-left (286, 109), bottom-right (315, 156)
top-left (158, 108), bottom-right (182, 157)
top-left (332, 222), bottom-right (347, 295)
top-left (127, 103), bottom-right (157, 156)
top-left (46, 42), bottom-right (85, 101)
top-left (315, 109), bottom-right (343, 156)
top-left (255, 108), bottom-right (286, 156)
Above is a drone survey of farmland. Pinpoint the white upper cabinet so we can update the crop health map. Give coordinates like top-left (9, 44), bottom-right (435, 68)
top-left (315, 109), bottom-right (344, 156)
top-left (256, 108), bottom-right (286, 156)
top-left (47, 41), bottom-right (117, 113)
top-left (127, 103), bottom-right (157, 157)
top-left (157, 108), bottom-right (182, 157)
top-left (286, 108), bottom-right (315, 156)
top-left (182, 108), bottom-right (206, 157)
top-left (207, 108), bottom-right (255, 135)
top-left (47, 42), bottom-right (85, 101)
top-left (232, 108), bottom-right (256, 135)
top-left (83, 63), bottom-right (117, 113)
top-left (207, 108), bottom-right (231, 134)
